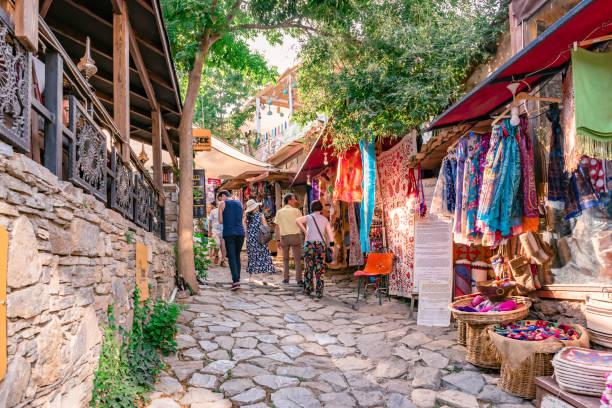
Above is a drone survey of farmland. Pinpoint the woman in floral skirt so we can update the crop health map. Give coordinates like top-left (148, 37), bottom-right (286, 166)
top-left (296, 200), bottom-right (334, 299)
top-left (245, 199), bottom-right (276, 276)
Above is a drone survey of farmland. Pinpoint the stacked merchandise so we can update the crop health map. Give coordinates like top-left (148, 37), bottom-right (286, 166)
top-left (552, 347), bottom-right (612, 397)
top-left (585, 294), bottom-right (612, 348)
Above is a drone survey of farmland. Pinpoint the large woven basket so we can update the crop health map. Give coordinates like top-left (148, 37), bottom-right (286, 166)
top-left (449, 296), bottom-right (532, 325)
top-left (489, 323), bottom-right (589, 399)
top-left (450, 296), bottom-right (532, 369)
top-left (453, 293), bottom-right (479, 346)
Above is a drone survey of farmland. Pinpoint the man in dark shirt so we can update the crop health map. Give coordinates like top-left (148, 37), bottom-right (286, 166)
top-left (217, 190), bottom-right (245, 290)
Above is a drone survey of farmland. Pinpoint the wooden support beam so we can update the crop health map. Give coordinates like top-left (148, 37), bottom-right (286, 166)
top-left (111, 0), bottom-right (123, 14)
top-left (113, 3), bottom-right (130, 161)
top-left (39, 0), bottom-right (53, 17)
top-left (15, 0), bottom-right (39, 51)
top-left (129, 22), bottom-right (158, 111)
top-left (151, 109), bottom-right (163, 190)
top-left (161, 125), bottom-right (178, 168)
top-left (43, 51), bottom-right (63, 176)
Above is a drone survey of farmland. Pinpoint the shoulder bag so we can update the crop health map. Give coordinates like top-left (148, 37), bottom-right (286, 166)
top-left (257, 214), bottom-right (273, 245)
top-left (310, 215), bottom-right (333, 263)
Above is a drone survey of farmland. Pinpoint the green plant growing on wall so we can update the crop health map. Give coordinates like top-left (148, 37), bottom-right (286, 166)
top-left (90, 289), bottom-right (182, 407)
top-left (193, 232), bottom-right (212, 282)
top-left (125, 231), bottom-right (135, 244)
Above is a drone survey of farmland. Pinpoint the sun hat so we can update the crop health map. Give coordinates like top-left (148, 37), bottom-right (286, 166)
top-left (245, 199), bottom-right (261, 213)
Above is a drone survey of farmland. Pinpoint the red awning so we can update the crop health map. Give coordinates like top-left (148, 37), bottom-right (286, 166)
top-left (428, 0), bottom-right (612, 131)
top-left (292, 135), bottom-right (337, 186)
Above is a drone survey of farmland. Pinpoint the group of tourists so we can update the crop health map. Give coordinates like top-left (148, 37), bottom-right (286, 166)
top-left (208, 190), bottom-right (333, 298)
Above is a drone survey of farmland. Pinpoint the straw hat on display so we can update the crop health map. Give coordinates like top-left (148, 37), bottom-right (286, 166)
top-left (245, 199), bottom-right (261, 213)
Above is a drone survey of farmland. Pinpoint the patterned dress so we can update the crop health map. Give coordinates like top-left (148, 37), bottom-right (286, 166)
top-left (245, 211), bottom-right (276, 275)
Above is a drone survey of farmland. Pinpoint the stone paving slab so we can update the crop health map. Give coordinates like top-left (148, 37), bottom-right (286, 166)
top-left (146, 263), bottom-right (535, 408)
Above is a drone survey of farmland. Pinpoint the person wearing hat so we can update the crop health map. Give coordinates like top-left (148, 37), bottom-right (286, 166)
top-left (244, 198), bottom-right (276, 276)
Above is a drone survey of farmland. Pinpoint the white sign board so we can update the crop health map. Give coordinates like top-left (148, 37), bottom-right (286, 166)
top-left (413, 178), bottom-right (453, 293)
top-left (417, 279), bottom-right (452, 327)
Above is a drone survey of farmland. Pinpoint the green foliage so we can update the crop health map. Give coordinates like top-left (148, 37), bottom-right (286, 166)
top-left (125, 231), bottom-right (134, 244)
top-left (194, 232), bottom-right (212, 281)
top-left (90, 306), bottom-right (143, 408)
top-left (91, 289), bottom-right (181, 407)
top-left (144, 299), bottom-right (182, 356)
top-left (295, 0), bottom-right (509, 151)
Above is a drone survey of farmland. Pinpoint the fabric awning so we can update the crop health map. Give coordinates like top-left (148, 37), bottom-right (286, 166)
top-left (195, 137), bottom-right (276, 179)
top-left (428, 0), bottom-right (612, 131)
top-left (291, 134), bottom-right (337, 186)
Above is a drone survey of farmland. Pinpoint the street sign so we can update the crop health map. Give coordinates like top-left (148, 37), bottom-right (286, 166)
top-left (193, 128), bottom-right (212, 151)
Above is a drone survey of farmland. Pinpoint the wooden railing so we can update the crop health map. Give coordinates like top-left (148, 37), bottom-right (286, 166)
top-left (0, 10), bottom-right (165, 239)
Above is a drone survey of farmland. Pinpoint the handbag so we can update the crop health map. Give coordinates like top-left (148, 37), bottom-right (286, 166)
top-left (509, 254), bottom-right (536, 294)
top-left (257, 215), bottom-right (273, 245)
top-left (311, 215), bottom-right (333, 263)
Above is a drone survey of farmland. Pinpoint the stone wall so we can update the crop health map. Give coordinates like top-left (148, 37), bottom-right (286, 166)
top-left (0, 141), bottom-right (176, 407)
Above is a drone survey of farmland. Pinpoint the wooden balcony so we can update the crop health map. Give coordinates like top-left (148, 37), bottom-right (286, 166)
top-left (0, 0), bottom-right (183, 240)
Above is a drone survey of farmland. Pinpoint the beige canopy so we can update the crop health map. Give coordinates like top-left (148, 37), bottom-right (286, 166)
top-left (194, 137), bottom-right (276, 179)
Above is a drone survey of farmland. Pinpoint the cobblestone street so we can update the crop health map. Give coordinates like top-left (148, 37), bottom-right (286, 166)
top-left (146, 265), bottom-right (535, 408)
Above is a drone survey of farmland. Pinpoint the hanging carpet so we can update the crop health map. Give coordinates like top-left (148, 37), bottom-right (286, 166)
top-left (377, 132), bottom-right (417, 297)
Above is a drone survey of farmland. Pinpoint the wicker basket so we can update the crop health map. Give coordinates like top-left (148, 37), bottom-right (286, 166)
top-left (466, 323), bottom-right (502, 368)
top-left (449, 296), bottom-right (532, 325)
top-left (498, 351), bottom-right (554, 398)
top-left (453, 293), bottom-right (478, 346)
top-left (489, 323), bottom-right (589, 399)
top-left (450, 296), bottom-right (532, 369)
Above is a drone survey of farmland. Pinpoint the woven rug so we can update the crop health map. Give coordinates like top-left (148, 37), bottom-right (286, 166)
top-left (377, 132), bottom-right (417, 297)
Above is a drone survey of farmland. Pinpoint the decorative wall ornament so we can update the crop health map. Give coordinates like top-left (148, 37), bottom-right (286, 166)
top-left (69, 97), bottom-right (107, 200)
top-left (0, 19), bottom-right (31, 152)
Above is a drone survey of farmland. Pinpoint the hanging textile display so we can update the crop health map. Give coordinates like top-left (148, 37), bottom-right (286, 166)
top-left (377, 132), bottom-right (417, 297)
top-left (463, 132), bottom-right (490, 243)
top-left (518, 116), bottom-right (539, 232)
top-left (454, 260), bottom-right (471, 298)
top-left (430, 154), bottom-right (456, 222)
top-left (571, 49), bottom-right (612, 161)
top-left (477, 119), bottom-right (523, 247)
top-left (310, 178), bottom-right (321, 202)
top-left (359, 139), bottom-right (376, 253)
top-left (333, 147), bottom-right (363, 202)
top-left (348, 203), bottom-right (364, 266)
top-left (548, 103), bottom-right (568, 204)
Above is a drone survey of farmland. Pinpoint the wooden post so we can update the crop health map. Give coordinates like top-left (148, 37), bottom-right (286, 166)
top-left (151, 109), bottom-right (163, 191)
top-left (14, 0), bottom-right (38, 52)
top-left (43, 51), bottom-right (63, 177)
top-left (113, 4), bottom-right (130, 161)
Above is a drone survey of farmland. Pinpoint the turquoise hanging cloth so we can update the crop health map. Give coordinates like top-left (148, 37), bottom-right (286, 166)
top-left (359, 139), bottom-right (377, 253)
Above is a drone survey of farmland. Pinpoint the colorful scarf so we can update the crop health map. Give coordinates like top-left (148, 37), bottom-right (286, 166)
top-left (348, 202), bottom-right (364, 266)
top-left (518, 116), bottom-right (539, 232)
top-left (454, 260), bottom-right (471, 298)
top-left (359, 139), bottom-right (377, 253)
top-left (453, 137), bottom-right (469, 242)
top-left (477, 120), bottom-right (523, 246)
top-left (446, 155), bottom-right (457, 213)
top-left (333, 147), bottom-right (363, 202)
top-left (465, 133), bottom-right (490, 242)
top-left (431, 157), bottom-right (452, 220)
top-left (548, 104), bottom-right (567, 203)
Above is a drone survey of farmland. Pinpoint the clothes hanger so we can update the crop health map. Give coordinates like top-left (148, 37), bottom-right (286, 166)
top-left (491, 92), bottom-right (561, 126)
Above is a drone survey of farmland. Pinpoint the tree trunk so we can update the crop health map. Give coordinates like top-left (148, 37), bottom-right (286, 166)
top-left (177, 38), bottom-right (212, 293)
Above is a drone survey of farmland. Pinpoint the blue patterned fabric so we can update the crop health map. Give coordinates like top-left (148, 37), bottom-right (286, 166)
top-left (359, 139), bottom-right (376, 253)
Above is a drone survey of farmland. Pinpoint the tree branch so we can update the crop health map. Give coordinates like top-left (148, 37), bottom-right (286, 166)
top-left (230, 20), bottom-right (317, 33)
top-left (226, 0), bottom-right (243, 23)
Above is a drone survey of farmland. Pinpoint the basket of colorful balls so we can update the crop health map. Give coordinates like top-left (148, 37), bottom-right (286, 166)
top-left (488, 320), bottom-right (589, 399)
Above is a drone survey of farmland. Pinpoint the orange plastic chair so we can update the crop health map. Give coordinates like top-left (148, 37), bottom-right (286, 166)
top-left (354, 253), bottom-right (394, 305)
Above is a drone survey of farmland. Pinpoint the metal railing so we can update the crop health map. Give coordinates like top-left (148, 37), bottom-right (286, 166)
top-left (0, 11), bottom-right (165, 240)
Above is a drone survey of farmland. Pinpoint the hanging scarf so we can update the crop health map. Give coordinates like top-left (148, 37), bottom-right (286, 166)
top-left (465, 133), bottom-right (490, 242)
top-left (310, 178), bottom-right (321, 202)
top-left (431, 157), bottom-right (451, 220)
top-left (453, 137), bottom-right (469, 242)
top-left (416, 165), bottom-right (427, 218)
top-left (333, 147), bottom-right (363, 202)
top-left (518, 115), bottom-right (539, 232)
top-left (359, 139), bottom-right (377, 253)
top-left (571, 49), bottom-right (612, 161)
top-left (348, 202), bottom-right (364, 266)
top-left (446, 154), bottom-right (457, 213)
top-left (477, 120), bottom-right (523, 246)
top-left (548, 104), bottom-right (568, 203)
